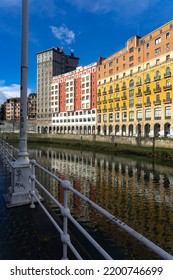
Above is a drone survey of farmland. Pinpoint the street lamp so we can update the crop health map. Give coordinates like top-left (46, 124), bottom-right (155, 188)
top-left (5, 0), bottom-right (31, 207)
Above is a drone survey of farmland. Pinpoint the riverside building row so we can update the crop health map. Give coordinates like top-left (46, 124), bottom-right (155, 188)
top-left (37, 20), bottom-right (173, 137)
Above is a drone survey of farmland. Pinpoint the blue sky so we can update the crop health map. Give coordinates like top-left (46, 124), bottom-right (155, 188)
top-left (0, 0), bottom-right (173, 103)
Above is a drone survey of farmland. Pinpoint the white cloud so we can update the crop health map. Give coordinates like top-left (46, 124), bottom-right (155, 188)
top-left (0, 83), bottom-right (20, 99)
top-left (0, 82), bottom-right (31, 103)
top-left (50, 24), bottom-right (75, 45)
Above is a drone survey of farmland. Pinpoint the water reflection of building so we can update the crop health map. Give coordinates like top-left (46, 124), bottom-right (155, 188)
top-left (32, 147), bottom-right (173, 255)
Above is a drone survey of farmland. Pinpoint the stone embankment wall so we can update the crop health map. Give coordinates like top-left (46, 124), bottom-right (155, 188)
top-left (30, 134), bottom-right (173, 150)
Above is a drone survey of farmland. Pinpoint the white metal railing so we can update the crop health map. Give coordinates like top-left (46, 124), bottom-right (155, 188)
top-left (0, 139), bottom-right (173, 260)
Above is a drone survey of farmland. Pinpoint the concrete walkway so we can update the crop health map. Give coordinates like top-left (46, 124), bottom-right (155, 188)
top-left (0, 162), bottom-right (75, 260)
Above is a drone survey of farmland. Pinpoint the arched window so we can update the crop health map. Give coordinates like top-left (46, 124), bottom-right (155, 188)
top-left (165, 67), bottom-right (171, 77)
top-left (145, 73), bottom-right (150, 82)
top-left (155, 70), bottom-right (160, 79)
top-left (129, 79), bottom-right (134, 89)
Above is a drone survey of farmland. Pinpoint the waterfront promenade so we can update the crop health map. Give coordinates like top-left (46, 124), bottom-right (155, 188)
top-left (0, 161), bottom-right (82, 260)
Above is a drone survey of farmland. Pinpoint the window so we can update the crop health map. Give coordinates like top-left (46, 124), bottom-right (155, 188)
top-left (146, 42), bottom-right (150, 48)
top-left (146, 96), bottom-right (150, 104)
top-left (145, 109), bottom-right (151, 120)
top-left (129, 47), bottom-right (134, 53)
top-left (166, 55), bottom-right (170, 62)
top-left (109, 61), bottom-right (113, 67)
top-left (155, 47), bottom-right (161, 55)
top-left (138, 47), bottom-right (141, 53)
top-left (122, 112), bottom-right (127, 120)
top-left (166, 43), bottom-right (170, 51)
top-left (166, 92), bottom-right (170, 101)
top-left (156, 81), bottom-right (160, 89)
top-left (165, 67), bottom-right (171, 76)
top-left (156, 94), bottom-right (160, 102)
top-left (129, 111), bottom-right (134, 120)
top-left (103, 114), bottom-right (107, 122)
top-left (155, 37), bottom-right (161, 44)
top-left (97, 115), bottom-right (101, 123)
top-left (155, 70), bottom-right (160, 80)
top-left (154, 107), bottom-right (161, 119)
top-left (129, 99), bottom-right (134, 107)
top-left (166, 32), bottom-right (170, 39)
top-left (129, 56), bottom-right (134, 61)
top-left (115, 112), bottom-right (120, 121)
top-left (165, 106), bottom-right (171, 119)
top-left (145, 73), bottom-right (150, 82)
top-left (138, 98), bottom-right (141, 104)
top-left (109, 113), bottom-right (113, 122)
top-left (137, 110), bottom-right (142, 120)
top-left (129, 79), bottom-right (134, 89)
top-left (156, 59), bottom-right (160, 65)
top-left (166, 79), bottom-right (170, 87)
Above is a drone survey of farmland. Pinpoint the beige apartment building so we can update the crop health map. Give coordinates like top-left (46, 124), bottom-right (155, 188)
top-left (5, 98), bottom-right (20, 121)
top-left (97, 20), bottom-right (173, 137)
top-left (36, 47), bottom-right (79, 133)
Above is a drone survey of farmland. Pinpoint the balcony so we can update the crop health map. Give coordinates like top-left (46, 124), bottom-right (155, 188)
top-left (144, 102), bottom-right (151, 107)
top-left (136, 90), bottom-right (142, 97)
top-left (115, 87), bottom-right (120, 92)
top-left (136, 81), bottom-right (142, 86)
top-left (102, 100), bottom-right (107, 104)
top-left (108, 108), bottom-right (113, 112)
top-left (97, 109), bottom-right (101, 113)
top-left (114, 97), bottom-right (120, 101)
top-left (108, 98), bottom-right (113, 103)
top-left (164, 72), bottom-right (171, 78)
top-left (144, 78), bottom-right (151, 84)
top-left (153, 100), bottom-right (161, 106)
top-left (154, 75), bottom-right (161, 81)
top-left (136, 103), bottom-right (142, 108)
top-left (163, 98), bottom-right (172, 104)
top-left (97, 92), bottom-right (101, 96)
top-left (115, 106), bottom-right (120, 111)
top-left (103, 109), bottom-right (107, 113)
top-left (121, 85), bottom-right (126, 90)
top-left (163, 85), bottom-right (172, 91)
top-left (154, 87), bottom-right (161, 93)
top-left (121, 106), bottom-right (127, 110)
top-left (144, 89), bottom-right (151, 95)
top-left (121, 95), bottom-right (127, 100)
top-left (109, 89), bottom-right (113, 94)
top-left (102, 90), bottom-right (107, 95)
top-left (97, 101), bottom-right (101, 105)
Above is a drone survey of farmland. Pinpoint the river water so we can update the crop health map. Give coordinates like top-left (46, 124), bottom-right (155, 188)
top-left (28, 145), bottom-right (173, 260)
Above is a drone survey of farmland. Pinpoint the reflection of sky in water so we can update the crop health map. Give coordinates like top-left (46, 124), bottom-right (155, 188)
top-left (29, 146), bottom-right (173, 259)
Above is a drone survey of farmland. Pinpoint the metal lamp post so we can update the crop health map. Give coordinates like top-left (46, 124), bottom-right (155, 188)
top-left (18, 0), bottom-right (29, 164)
top-left (6, 0), bottom-right (32, 207)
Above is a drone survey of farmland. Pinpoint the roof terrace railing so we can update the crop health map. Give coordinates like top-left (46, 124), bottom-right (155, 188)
top-left (0, 139), bottom-right (173, 260)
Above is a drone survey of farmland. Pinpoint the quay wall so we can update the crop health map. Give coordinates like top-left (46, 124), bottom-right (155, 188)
top-left (26, 134), bottom-right (173, 150)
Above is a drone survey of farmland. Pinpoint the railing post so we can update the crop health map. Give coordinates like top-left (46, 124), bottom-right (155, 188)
top-left (30, 160), bottom-right (36, 209)
top-left (61, 180), bottom-right (71, 260)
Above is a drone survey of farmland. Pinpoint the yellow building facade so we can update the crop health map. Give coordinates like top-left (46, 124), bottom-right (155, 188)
top-left (97, 20), bottom-right (173, 137)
